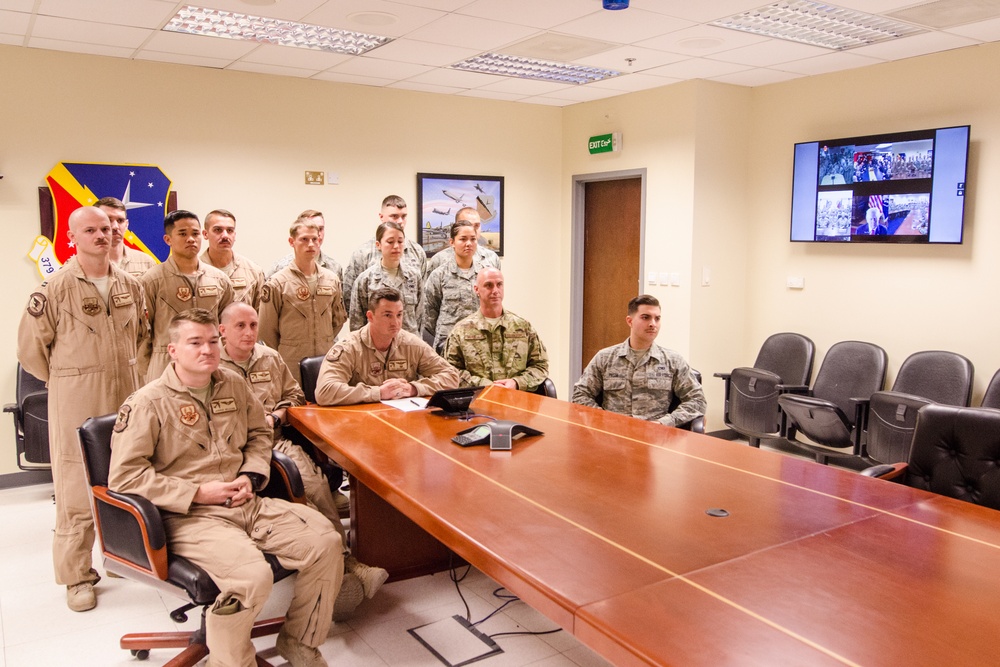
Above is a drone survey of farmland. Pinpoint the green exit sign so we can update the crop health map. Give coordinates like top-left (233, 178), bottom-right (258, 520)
top-left (588, 132), bottom-right (621, 154)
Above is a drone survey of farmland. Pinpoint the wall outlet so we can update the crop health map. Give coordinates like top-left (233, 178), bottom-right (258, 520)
top-left (304, 171), bottom-right (324, 185)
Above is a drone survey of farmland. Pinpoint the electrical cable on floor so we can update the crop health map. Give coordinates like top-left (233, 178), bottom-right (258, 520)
top-left (448, 555), bottom-right (472, 622)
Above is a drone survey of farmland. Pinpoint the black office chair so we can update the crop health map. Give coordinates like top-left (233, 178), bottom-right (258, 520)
top-left (78, 413), bottom-right (303, 665)
top-left (299, 354), bottom-right (324, 405)
top-left (297, 355), bottom-right (346, 507)
top-left (531, 378), bottom-right (558, 398)
top-left (861, 351), bottom-right (973, 465)
top-left (714, 333), bottom-right (815, 447)
top-left (862, 404), bottom-right (1000, 511)
top-left (777, 341), bottom-right (887, 464)
top-left (980, 368), bottom-right (1000, 409)
top-left (4, 364), bottom-right (51, 470)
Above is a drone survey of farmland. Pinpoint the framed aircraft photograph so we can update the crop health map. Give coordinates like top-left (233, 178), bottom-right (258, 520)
top-left (416, 173), bottom-right (504, 258)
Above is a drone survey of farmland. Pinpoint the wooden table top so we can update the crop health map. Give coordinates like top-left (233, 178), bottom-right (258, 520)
top-left (288, 386), bottom-right (1000, 667)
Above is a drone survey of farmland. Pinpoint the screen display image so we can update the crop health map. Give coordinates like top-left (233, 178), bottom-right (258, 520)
top-left (791, 126), bottom-right (969, 244)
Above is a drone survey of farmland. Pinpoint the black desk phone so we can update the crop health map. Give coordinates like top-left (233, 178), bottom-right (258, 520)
top-left (451, 420), bottom-right (543, 450)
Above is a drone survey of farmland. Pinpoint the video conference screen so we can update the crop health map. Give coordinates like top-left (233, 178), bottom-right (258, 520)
top-left (790, 126), bottom-right (970, 244)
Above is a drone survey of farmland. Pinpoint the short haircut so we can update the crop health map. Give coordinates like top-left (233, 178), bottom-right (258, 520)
top-left (376, 220), bottom-right (405, 242)
top-left (296, 209), bottom-right (323, 222)
top-left (220, 301), bottom-right (256, 325)
top-left (289, 219), bottom-right (320, 238)
top-left (455, 206), bottom-right (478, 222)
top-left (381, 195), bottom-right (406, 210)
top-left (164, 209), bottom-right (199, 234)
top-left (369, 287), bottom-right (402, 312)
top-left (450, 219), bottom-right (476, 239)
top-left (628, 294), bottom-right (660, 316)
top-left (168, 308), bottom-right (218, 342)
top-left (205, 209), bottom-right (237, 227)
top-left (94, 196), bottom-right (126, 211)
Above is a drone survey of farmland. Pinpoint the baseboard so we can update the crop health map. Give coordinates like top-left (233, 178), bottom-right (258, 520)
top-left (0, 469), bottom-right (53, 490)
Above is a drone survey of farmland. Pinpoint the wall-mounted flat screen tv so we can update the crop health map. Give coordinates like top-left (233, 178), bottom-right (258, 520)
top-left (790, 125), bottom-right (969, 244)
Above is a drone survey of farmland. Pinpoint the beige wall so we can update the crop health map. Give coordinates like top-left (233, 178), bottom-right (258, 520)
top-left (0, 45), bottom-right (563, 475)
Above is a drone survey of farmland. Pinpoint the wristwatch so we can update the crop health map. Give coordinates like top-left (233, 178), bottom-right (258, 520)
top-left (239, 471), bottom-right (266, 492)
top-left (270, 412), bottom-right (282, 427)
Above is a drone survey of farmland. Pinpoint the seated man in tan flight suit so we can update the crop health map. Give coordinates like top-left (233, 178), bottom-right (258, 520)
top-left (110, 309), bottom-right (341, 667)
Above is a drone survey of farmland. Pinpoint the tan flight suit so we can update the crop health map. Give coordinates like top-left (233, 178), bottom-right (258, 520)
top-left (109, 365), bottom-right (342, 667)
top-left (139, 256), bottom-right (234, 383)
top-left (118, 247), bottom-right (158, 278)
top-left (315, 325), bottom-right (460, 406)
top-left (259, 264), bottom-right (347, 385)
top-left (16, 257), bottom-right (148, 587)
top-left (201, 250), bottom-right (265, 311)
top-left (219, 345), bottom-right (345, 536)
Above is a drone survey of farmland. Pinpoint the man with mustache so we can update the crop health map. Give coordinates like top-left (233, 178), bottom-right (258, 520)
top-left (572, 294), bottom-right (705, 428)
top-left (17, 206), bottom-right (148, 611)
top-left (201, 209), bottom-right (266, 309)
top-left (95, 196), bottom-right (157, 278)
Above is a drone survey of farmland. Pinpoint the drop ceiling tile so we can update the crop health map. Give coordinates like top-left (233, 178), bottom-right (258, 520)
top-left (0, 33), bottom-right (23, 45)
top-left (31, 15), bottom-right (153, 48)
top-left (27, 37), bottom-right (136, 58)
top-left (707, 39), bottom-right (831, 67)
top-left (517, 95), bottom-right (576, 106)
top-left (239, 43), bottom-right (352, 69)
top-left (228, 61), bottom-right (319, 78)
top-left (573, 45), bottom-right (687, 72)
top-left (311, 70), bottom-right (397, 87)
top-left (134, 50), bottom-right (232, 68)
top-left (0, 9), bottom-right (30, 35)
top-left (389, 0), bottom-right (473, 11)
top-left (456, 0), bottom-right (600, 30)
top-left (142, 30), bottom-right (260, 59)
top-left (329, 55), bottom-right (433, 79)
top-left (643, 56), bottom-right (750, 79)
top-left (773, 51), bottom-right (884, 76)
top-left (636, 23), bottom-right (769, 56)
top-left (849, 30), bottom-right (979, 60)
top-left (175, 0), bottom-right (328, 22)
top-left (404, 66), bottom-right (500, 87)
top-left (388, 80), bottom-right (464, 94)
top-left (710, 67), bottom-right (803, 86)
top-left (630, 0), bottom-right (769, 23)
top-left (586, 71), bottom-right (680, 92)
top-left (540, 84), bottom-right (626, 102)
top-left (456, 88), bottom-right (527, 101)
top-left (553, 8), bottom-right (694, 44)
top-left (405, 13), bottom-right (537, 51)
top-left (364, 38), bottom-right (478, 66)
top-left (302, 0), bottom-right (444, 37)
top-left (475, 77), bottom-right (575, 95)
top-left (947, 16), bottom-right (1000, 41)
top-left (36, 0), bottom-right (176, 29)
top-left (0, 0), bottom-right (36, 10)
top-left (825, 0), bottom-right (919, 11)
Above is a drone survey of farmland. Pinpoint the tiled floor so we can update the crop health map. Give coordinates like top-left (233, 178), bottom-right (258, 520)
top-left (0, 483), bottom-right (611, 667)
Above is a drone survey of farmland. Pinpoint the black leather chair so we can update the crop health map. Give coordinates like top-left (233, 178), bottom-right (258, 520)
top-left (981, 368), bottom-right (1000, 409)
top-left (862, 403), bottom-right (1000, 511)
top-left (78, 413), bottom-right (303, 665)
top-left (776, 341), bottom-right (887, 464)
top-left (714, 333), bottom-right (815, 447)
top-left (531, 378), bottom-right (558, 398)
top-left (299, 354), bottom-right (324, 405)
top-left (4, 364), bottom-right (51, 469)
top-left (297, 355), bottom-right (346, 503)
top-left (861, 351), bottom-right (973, 464)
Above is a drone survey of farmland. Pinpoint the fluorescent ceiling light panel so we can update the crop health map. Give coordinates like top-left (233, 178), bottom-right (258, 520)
top-left (163, 5), bottom-right (393, 56)
top-left (711, 1), bottom-right (925, 50)
top-left (451, 53), bottom-right (621, 84)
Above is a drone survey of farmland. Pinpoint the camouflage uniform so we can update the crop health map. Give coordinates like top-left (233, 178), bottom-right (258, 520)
top-left (349, 263), bottom-right (423, 335)
top-left (201, 250), bottom-right (266, 310)
top-left (118, 246), bottom-right (157, 278)
top-left (266, 251), bottom-right (343, 283)
top-left (139, 256), bottom-right (234, 383)
top-left (425, 245), bottom-right (500, 276)
top-left (17, 257), bottom-right (147, 587)
top-left (572, 340), bottom-right (706, 427)
top-left (259, 264), bottom-right (347, 384)
top-left (444, 310), bottom-right (548, 391)
top-left (314, 325), bottom-right (459, 406)
top-left (110, 364), bottom-right (341, 667)
top-left (422, 258), bottom-right (484, 353)
top-left (219, 344), bottom-right (349, 537)
top-left (342, 237), bottom-right (427, 314)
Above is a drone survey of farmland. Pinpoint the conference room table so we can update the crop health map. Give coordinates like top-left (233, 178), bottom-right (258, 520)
top-left (288, 386), bottom-right (1000, 666)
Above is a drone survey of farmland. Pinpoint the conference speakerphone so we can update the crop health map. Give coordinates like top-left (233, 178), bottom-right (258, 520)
top-left (451, 420), bottom-right (543, 450)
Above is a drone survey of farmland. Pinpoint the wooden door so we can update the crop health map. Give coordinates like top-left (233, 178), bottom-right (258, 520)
top-left (582, 178), bottom-right (642, 369)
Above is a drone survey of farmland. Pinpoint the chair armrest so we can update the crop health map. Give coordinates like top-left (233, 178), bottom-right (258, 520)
top-left (775, 384), bottom-right (809, 394)
top-left (860, 462), bottom-right (908, 481)
top-left (269, 450), bottom-right (306, 503)
top-left (95, 487), bottom-right (169, 580)
top-left (3, 403), bottom-right (16, 413)
top-left (713, 372), bottom-right (731, 380)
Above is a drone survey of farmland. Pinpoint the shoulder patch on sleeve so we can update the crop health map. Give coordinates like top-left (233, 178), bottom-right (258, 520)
top-left (27, 292), bottom-right (46, 318)
top-left (326, 346), bottom-right (343, 362)
top-left (261, 284), bottom-right (272, 303)
top-left (113, 405), bottom-right (131, 433)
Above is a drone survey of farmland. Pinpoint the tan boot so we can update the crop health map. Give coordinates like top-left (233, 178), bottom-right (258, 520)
top-left (66, 582), bottom-right (96, 612)
top-left (345, 556), bottom-right (388, 599)
top-left (276, 627), bottom-right (328, 667)
top-left (332, 572), bottom-right (364, 622)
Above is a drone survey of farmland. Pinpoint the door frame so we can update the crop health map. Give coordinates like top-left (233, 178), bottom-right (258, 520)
top-left (570, 168), bottom-right (647, 382)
